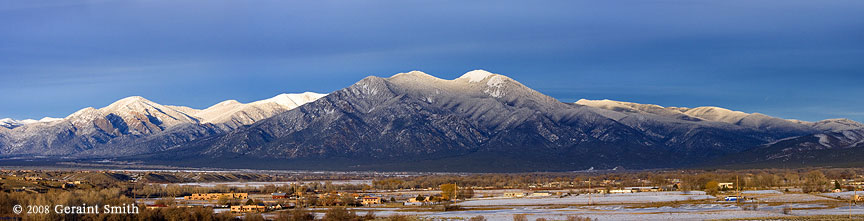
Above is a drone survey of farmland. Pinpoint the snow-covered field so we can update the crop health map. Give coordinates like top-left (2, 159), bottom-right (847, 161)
top-left (742, 190), bottom-right (783, 194)
top-left (458, 191), bottom-right (714, 206)
top-left (757, 193), bottom-right (835, 202)
top-left (791, 205), bottom-right (864, 216)
top-left (350, 202), bottom-right (858, 220)
top-left (163, 180), bottom-right (372, 187)
top-left (403, 191), bottom-right (863, 220)
top-left (822, 191), bottom-right (860, 199)
top-left (354, 204), bottom-right (815, 220)
top-left (367, 208), bottom-right (779, 220)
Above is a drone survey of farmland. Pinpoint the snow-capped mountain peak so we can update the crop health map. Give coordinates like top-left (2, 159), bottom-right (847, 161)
top-left (102, 96), bottom-right (158, 112)
top-left (459, 69), bottom-right (496, 83)
top-left (0, 118), bottom-right (19, 129)
top-left (391, 70), bottom-right (436, 79)
top-left (98, 96), bottom-right (198, 127)
top-left (192, 92), bottom-right (327, 128)
top-left (254, 92), bottom-right (326, 108)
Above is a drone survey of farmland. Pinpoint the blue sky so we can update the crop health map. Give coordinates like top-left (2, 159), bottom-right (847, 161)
top-left (1, 0), bottom-right (863, 122)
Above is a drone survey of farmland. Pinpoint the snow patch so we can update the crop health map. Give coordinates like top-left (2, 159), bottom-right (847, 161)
top-left (814, 134), bottom-right (831, 147)
top-left (483, 75), bottom-right (508, 98)
top-left (38, 117), bottom-right (62, 122)
top-left (684, 106), bottom-right (750, 124)
top-left (486, 75), bottom-right (507, 87)
top-left (214, 100), bottom-right (242, 106)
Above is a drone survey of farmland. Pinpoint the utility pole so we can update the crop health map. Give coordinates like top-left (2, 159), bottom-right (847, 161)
top-left (453, 182), bottom-right (458, 201)
top-left (736, 175), bottom-right (741, 205)
top-left (588, 178), bottom-right (593, 205)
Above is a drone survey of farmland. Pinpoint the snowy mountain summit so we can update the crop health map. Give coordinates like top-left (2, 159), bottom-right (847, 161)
top-left (459, 69), bottom-right (496, 82)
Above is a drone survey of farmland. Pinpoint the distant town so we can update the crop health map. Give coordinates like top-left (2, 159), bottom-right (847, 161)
top-left (1, 168), bottom-right (862, 220)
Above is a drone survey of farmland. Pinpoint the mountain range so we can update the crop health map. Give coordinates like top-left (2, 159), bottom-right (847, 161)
top-left (1, 70), bottom-right (861, 172)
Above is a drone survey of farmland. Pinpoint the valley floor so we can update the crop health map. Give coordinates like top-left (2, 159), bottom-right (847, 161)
top-left (318, 190), bottom-right (864, 220)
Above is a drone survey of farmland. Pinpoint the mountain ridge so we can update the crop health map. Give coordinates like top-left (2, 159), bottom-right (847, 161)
top-left (575, 99), bottom-right (856, 134)
top-left (124, 70), bottom-right (862, 171)
top-left (0, 92), bottom-right (326, 157)
top-left (1, 70), bottom-right (861, 171)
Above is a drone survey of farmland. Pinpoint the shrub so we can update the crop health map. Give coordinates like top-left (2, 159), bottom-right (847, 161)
top-left (513, 214), bottom-right (528, 221)
top-left (276, 207), bottom-right (315, 221)
top-left (469, 215), bottom-right (487, 221)
top-left (566, 215), bottom-right (596, 221)
top-left (323, 207), bottom-right (359, 221)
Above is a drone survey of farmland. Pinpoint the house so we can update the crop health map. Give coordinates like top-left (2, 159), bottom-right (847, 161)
top-left (530, 191), bottom-right (552, 197)
top-left (230, 205), bottom-right (267, 213)
top-left (504, 191), bottom-right (527, 198)
top-left (361, 197), bottom-right (382, 205)
top-left (272, 192), bottom-right (288, 199)
top-left (719, 183), bottom-right (734, 189)
top-left (630, 187), bottom-right (661, 192)
top-left (610, 189), bottom-right (633, 194)
top-left (269, 204), bottom-right (283, 210)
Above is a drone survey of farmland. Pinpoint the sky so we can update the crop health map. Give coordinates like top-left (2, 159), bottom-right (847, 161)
top-left (1, 0), bottom-right (863, 122)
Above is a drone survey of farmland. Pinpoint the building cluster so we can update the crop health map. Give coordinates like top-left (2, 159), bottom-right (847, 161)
top-left (229, 204), bottom-right (285, 213)
top-left (184, 193), bottom-right (249, 200)
top-left (595, 186), bottom-right (662, 194)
